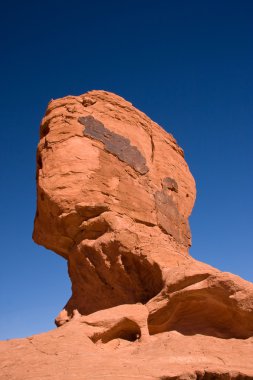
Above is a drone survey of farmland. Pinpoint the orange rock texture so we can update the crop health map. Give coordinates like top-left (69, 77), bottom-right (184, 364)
top-left (1, 90), bottom-right (253, 379)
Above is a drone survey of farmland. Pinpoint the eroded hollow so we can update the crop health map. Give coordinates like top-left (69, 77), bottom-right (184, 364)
top-left (66, 239), bottom-right (164, 316)
top-left (40, 121), bottom-right (50, 138)
top-left (91, 318), bottom-right (141, 343)
top-left (195, 371), bottom-right (252, 380)
top-left (148, 287), bottom-right (253, 339)
top-left (161, 373), bottom-right (252, 380)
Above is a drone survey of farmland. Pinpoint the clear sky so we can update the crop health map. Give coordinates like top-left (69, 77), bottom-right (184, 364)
top-left (0, 0), bottom-right (252, 340)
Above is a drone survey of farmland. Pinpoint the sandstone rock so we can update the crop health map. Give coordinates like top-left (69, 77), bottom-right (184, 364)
top-left (33, 90), bottom-right (253, 337)
top-left (33, 90), bottom-right (196, 317)
top-left (1, 90), bottom-right (253, 379)
top-left (1, 325), bottom-right (253, 379)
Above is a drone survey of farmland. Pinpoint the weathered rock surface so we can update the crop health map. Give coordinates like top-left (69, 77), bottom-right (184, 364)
top-left (1, 90), bottom-right (253, 379)
top-left (1, 323), bottom-right (253, 379)
top-left (34, 90), bottom-right (197, 319)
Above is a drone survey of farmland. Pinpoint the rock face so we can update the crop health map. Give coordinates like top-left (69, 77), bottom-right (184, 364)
top-left (33, 90), bottom-right (196, 319)
top-left (1, 90), bottom-right (253, 379)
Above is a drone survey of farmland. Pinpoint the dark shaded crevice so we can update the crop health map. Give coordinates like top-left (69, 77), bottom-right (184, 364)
top-left (133, 217), bottom-right (156, 228)
top-left (90, 318), bottom-right (141, 343)
top-left (150, 132), bottom-right (155, 162)
top-left (36, 153), bottom-right (43, 181)
top-left (120, 252), bottom-right (163, 304)
top-left (37, 153), bottom-right (43, 170)
top-left (40, 121), bottom-right (50, 138)
top-left (65, 241), bottom-right (164, 316)
top-left (160, 373), bottom-right (252, 380)
top-left (195, 371), bottom-right (253, 380)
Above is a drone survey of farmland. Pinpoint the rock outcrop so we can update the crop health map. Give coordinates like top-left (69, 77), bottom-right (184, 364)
top-left (34, 90), bottom-right (196, 319)
top-left (1, 90), bottom-right (253, 379)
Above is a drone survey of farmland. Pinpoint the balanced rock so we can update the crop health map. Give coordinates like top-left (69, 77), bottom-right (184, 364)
top-left (1, 90), bottom-right (253, 379)
top-left (34, 90), bottom-right (196, 320)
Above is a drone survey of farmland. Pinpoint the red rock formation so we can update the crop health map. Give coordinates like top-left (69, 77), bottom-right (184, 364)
top-left (1, 90), bottom-right (253, 379)
top-left (33, 90), bottom-right (196, 318)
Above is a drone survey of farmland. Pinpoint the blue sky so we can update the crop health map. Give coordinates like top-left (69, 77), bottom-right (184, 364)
top-left (0, 0), bottom-right (252, 340)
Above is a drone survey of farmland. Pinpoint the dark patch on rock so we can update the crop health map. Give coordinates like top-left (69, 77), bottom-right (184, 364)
top-left (162, 177), bottom-right (178, 193)
top-left (78, 115), bottom-right (149, 175)
top-left (155, 191), bottom-right (191, 246)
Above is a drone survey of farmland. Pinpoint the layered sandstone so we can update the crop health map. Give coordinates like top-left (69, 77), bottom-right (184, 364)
top-left (33, 90), bottom-right (196, 319)
top-left (1, 90), bottom-right (253, 379)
